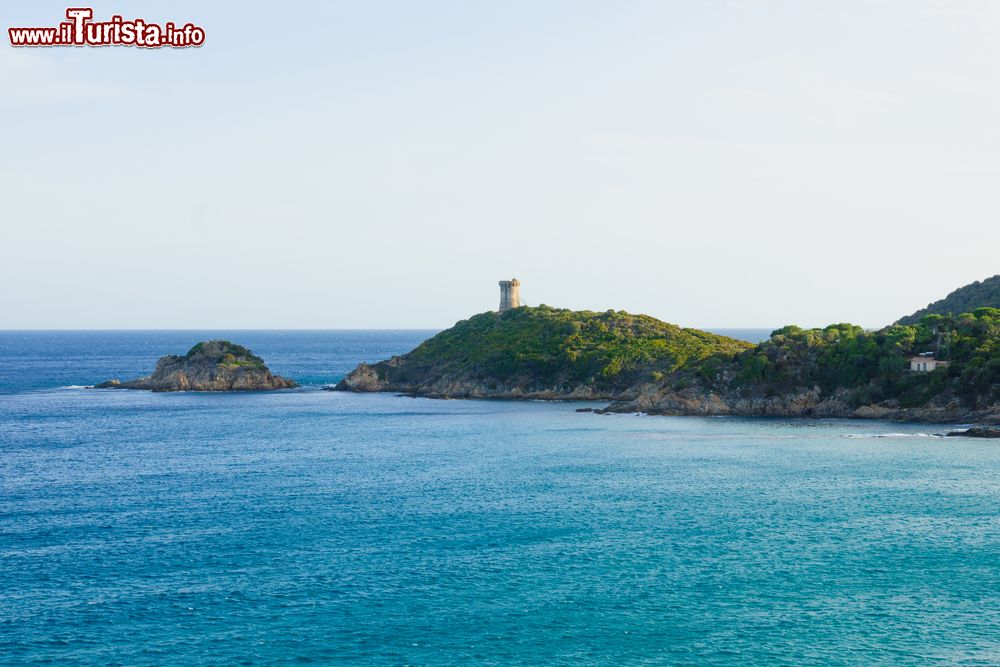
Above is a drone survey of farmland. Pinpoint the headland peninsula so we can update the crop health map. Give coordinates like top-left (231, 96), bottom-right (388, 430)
top-left (337, 276), bottom-right (1000, 425)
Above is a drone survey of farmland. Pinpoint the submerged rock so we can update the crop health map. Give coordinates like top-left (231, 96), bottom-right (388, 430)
top-left (95, 340), bottom-right (296, 392)
top-left (945, 427), bottom-right (1000, 438)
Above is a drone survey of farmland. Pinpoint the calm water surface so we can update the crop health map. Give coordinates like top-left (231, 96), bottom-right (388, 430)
top-left (1, 331), bottom-right (998, 665)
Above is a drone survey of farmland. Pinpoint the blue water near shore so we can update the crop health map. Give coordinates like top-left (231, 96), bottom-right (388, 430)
top-left (2, 331), bottom-right (999, 665)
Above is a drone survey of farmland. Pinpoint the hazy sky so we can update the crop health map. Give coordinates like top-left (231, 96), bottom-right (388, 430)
top-left (2, 0), bottom-right (999, 329)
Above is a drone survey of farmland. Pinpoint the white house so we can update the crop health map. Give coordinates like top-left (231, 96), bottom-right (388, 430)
top-left (910, 356), bottom-right (948, 372)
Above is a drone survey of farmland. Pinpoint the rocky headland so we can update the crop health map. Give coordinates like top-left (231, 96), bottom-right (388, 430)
top-left (336, 299), bottom-right (1000, 425)
top-left (336, 306), bottom-right (752, 400)
top-left (95, 340), bottom-right (297, 392)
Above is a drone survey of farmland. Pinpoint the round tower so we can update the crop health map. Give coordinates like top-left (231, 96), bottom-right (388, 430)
top-left (498, 278), bottom-right (521, 312)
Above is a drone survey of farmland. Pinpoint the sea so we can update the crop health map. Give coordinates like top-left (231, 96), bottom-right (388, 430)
top-left (2, 330), bottom-right (999, 666)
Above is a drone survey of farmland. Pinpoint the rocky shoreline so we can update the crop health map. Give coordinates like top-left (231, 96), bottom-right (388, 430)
top-left (334, 362), bottom-right (626, 401)
top-left (336, 362), bottom-right (1000, 426)
top-left (598, 384), bottom-right (1000, 424)
top-left (336, 373), bottom-right (1000, 425)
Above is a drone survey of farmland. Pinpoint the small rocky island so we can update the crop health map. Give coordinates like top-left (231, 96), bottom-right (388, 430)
top-left (96, 340), bottom-right (296, 392)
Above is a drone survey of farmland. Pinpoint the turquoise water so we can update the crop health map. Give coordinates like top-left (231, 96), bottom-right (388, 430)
top-left (2, 332), bottom-right (999, 665)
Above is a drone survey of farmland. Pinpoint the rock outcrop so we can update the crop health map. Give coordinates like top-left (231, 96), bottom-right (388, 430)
top-left (95, 340), bottom-right (296, 392)
top-left (945, 427), bottom-right (1000, 438)
top-left (337, 362), bottom-right (390, 392)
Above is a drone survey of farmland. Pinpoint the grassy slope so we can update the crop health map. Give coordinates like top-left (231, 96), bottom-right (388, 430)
top-left (380, 305), bottom-right (752, 391)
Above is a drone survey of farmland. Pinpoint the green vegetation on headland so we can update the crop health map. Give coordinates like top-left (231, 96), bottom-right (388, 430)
top-left (186, 340), bottom-right (267, 369)
top-left (338, 303), bottom-right (1000, 423)
top-left (712, 309), bottom-right (1000, 411)
top-left (96, 340), bottom-right (296, 392)
top-left (897, 274), bottom-right (1000, 325)
top-left (337, 306), bottom-right (751, 398)
top-left (401, 306), bottom-right (750, 386)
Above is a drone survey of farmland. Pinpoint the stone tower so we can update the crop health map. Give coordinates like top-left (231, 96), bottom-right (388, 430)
top-left (498, 278), bottom-right (521, 312)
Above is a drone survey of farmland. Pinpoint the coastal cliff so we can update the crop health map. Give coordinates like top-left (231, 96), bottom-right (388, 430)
top-left (96, 340), bottom-right (297, 392)
top-left (337, 304), bottom-right (1000, 424)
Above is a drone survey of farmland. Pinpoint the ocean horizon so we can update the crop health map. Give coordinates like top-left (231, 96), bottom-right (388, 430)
top-left (0, 329), bottom-right (774, 396)
top-left (3, 330), bottom-right (998, 664)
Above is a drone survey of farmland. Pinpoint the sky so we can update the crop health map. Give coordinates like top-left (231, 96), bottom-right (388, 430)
top-left (2, 0), bottom-right (999, 329)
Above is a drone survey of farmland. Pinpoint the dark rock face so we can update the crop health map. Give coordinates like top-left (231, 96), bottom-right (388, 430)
top-left (945, 427), bottom-right (1000, 438)
top-left (95, 340), bottom-right (296, 392)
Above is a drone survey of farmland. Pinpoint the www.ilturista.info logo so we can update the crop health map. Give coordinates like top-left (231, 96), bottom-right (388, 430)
top-left (8, 8), bottom-right (205, 48)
